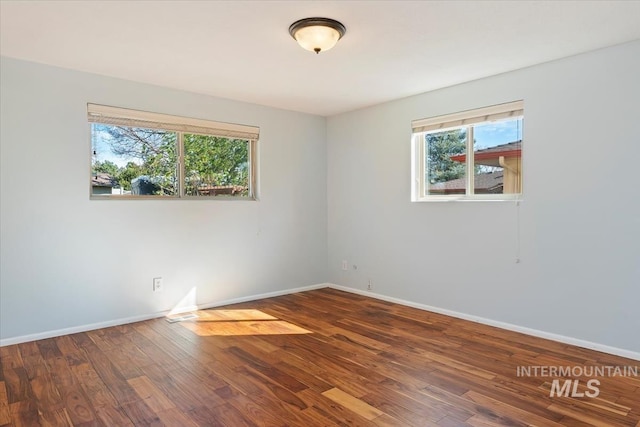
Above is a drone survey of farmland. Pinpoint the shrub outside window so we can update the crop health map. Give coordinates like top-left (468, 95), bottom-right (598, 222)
top-left (88, 104), bottom-right (258, 199)
top-left (412, 101), bottom-right (523, 201)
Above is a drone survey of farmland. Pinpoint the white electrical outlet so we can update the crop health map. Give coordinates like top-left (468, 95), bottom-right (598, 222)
top-left (367, 280), bottom-right (372, 291)
top-left (153, 277), bottom-right (163, 292)
top-left (342, 260), bottom-right (348, 271)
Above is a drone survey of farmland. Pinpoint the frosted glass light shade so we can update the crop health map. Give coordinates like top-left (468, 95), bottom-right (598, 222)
top-left (289, 18), bottom-right (346, 54)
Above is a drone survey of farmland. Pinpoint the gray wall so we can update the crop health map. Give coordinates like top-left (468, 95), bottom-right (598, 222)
top-left (327, 40), bottom-right (640, 353)
top-left (0, 57), bottom-right (328, 341)
top-left (2, 41), bottom-right (639, 355)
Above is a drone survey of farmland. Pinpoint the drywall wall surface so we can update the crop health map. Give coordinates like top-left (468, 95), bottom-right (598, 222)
top-left (327, 40), bottom-right (640, 353)
top-left (0, 57), bottom-right (327, 341)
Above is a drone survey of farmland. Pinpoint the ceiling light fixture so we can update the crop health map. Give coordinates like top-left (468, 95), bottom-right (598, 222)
top-left (289, 17), bottom-right (346, 54)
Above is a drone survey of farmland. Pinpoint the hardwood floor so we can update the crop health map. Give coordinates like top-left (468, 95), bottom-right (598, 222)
top-left (1, 288), bottom-right (638, 426)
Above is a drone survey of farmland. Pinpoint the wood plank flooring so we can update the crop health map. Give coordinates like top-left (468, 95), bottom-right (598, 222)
top-left (1, 288), bottom-right (638, 426)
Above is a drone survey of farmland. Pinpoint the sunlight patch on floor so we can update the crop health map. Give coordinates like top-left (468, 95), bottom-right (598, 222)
top-left (194, 309), bottom-right (277, 322)
top-left (173, 309), bottom-right (312, 336)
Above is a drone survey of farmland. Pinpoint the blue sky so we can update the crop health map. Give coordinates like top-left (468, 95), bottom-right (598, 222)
top-left (92, 124), bottom-right (141, 168)
top-left (474, 118), bottom-right (523, 149)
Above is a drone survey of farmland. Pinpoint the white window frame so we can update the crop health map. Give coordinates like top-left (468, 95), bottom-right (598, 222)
top-left (88, 104), bottom-right (259, 200)
top-left (411, 100), bottom-right (523, 202)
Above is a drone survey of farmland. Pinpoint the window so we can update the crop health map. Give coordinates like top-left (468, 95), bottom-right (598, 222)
top-left (411, 101), bottom-right (523, 201)
top-left (88, 104), bottom-right (259, 199)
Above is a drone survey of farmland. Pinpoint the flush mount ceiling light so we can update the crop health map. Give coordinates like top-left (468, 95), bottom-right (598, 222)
top-left (289, 17), bottom-right (346, 54)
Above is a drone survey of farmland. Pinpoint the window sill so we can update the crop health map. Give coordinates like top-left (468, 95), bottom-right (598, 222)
top-left (412, 194), bottom-right (522, 203)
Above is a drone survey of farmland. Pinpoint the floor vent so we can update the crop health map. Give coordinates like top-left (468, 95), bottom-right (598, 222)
top-left (166, 314), bottom-right (199, 323)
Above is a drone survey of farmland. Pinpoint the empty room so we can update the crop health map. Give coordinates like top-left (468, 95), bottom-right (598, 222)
top-left (1, 1), bottom-right (639, 426)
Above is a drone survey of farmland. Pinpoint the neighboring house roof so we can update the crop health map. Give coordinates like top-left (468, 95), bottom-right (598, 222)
top-left (91, 173), bottom-right (115, 187)
top-left (430, 140), bottom-right (521, 194)
top-left (450, 140), bottom-right (521, 167)
top-left (429, 171), bottom-right (504, 194)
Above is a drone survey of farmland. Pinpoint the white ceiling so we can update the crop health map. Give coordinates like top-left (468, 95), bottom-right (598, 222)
top-left (2, 1), bottom-right (640, 116)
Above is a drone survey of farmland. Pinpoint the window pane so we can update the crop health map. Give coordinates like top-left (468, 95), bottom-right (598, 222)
top-left (91, 124), bottom-right (178, 196)
top-left (425, 128), bottom-right (467, 195)
top-left (183, 134), bottom-right (249, 197)
top-left (472, 118), bottom-right (523, 195)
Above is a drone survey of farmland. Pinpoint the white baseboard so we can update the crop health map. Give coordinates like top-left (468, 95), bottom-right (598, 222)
top-left (195, 283), bottom-right (328, 311)
top-left (0, 312), bottom-right (166, 347)
top-left (0, 282), bottom-right (329, 347)
top-left (4, 282), bottom-right (638, 362)
top-left (328, 284), bottom-right (640, 362)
